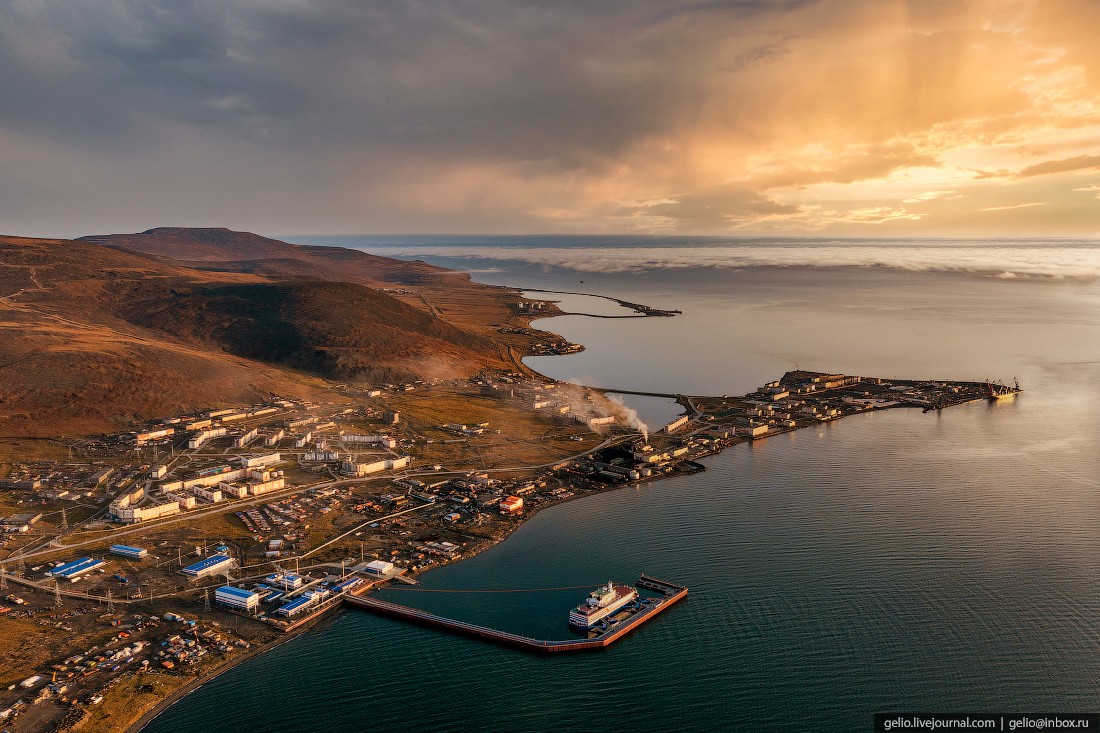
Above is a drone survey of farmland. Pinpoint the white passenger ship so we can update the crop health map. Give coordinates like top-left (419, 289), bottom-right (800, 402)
top-left (568, 581), bottom-right (638, 629)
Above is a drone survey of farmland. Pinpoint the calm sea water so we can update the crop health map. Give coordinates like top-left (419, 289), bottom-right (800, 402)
top-left (142, 237), bottom-right (1100, 733)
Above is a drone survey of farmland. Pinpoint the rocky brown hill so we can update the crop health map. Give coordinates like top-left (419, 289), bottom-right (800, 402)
top-left (0, 232), bottom-right (512, 437)
top-left (80, 227), bottom-right (461, 286)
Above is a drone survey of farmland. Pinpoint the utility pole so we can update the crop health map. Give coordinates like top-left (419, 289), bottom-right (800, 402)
top-left (53, 580), bottom-right (62, 609)
top-left (203, 589), bottom-right (211, 613)
top-left (106, 589), bottom-right (114, 613)
top-left (60, 507), bottom-right (68, 531)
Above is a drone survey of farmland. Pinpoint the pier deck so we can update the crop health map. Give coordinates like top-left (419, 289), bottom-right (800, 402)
top-left (343, 575), bottom-right (687, 653)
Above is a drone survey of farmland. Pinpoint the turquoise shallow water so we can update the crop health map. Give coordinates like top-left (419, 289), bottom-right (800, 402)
top-left (142, 239), bottom-right (1100, 733)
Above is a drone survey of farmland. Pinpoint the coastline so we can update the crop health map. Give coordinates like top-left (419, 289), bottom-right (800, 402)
top-left (123, 456), bottom-right (688, 732)
top-left (119, 292), bottom-right (646, 730)
top-left (75, 267), bottom-right (1005, 733)
top-left (124, 613), bottom-right (333, 733)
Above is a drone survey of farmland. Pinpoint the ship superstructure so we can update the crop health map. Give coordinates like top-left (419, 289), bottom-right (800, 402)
top-left (569, 581), bottom-right (638, 629)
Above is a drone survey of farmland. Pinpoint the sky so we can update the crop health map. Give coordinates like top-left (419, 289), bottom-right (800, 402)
top-left (1, 0), bottom-right (1099, 238)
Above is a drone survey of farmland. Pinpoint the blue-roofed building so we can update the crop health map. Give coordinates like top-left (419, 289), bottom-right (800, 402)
top-left (264, 572), bottom-right (304, 590)
top-left (330, 577), bottom-right (363, 595)
top-left (214, 585), bottom-right (260, 612)
top-left (46, 557), bottom-right (108, 580)
top-left (275, 595), bottom-right (316, 617)
top-left (179, 554), bottom-right (236, 579)
top-left (109, 545), bottom-right (148, 560)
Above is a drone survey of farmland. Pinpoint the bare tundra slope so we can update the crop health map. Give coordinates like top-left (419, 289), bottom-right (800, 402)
top-left (0, 231), bottom-right (523, 437)
top-left (80, 227), bottom-right (460, 286)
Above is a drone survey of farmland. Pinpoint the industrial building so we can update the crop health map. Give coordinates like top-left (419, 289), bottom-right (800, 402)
top-left (264, 572), bottom-right (304, 590)
top-left (109, 545), bottom-right (148, 560)
top-left (275, 594), bottom-right (317, 617)
top-left (46, 557), bottom-right (108, 581)
top-left (364, 560), bottom-right (395, 576)
top-left (214, 585), bottom-right (261, 613)
top-left (331, 577), bottom-right (363, 594)
top-left (663, 415), bottom-right (690, 433)
top-left (135, 428), bottom-right (174, 445)
top-left (577, 415), bottom-right (616, 428)
top-left (179, 554), bottom-right (236, 579)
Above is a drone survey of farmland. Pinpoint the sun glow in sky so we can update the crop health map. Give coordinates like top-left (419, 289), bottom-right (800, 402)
top-left (2, 0), bottom-right (1099, 237)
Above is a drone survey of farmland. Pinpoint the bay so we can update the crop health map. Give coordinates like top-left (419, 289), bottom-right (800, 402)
top-left (141, 237), bottom-right (1100, 733)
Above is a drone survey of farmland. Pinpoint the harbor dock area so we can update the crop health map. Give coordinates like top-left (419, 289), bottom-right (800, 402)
top-left (342, 575), bottom-right (688, 653)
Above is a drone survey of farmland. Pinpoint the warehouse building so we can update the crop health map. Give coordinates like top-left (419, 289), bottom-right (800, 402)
top-left (109, 545), bottom-right (148, 560)
top-left (214, 585), bottom-right (260, 613)
top-left (275, 594), bottom-right (316, 617)
top-left (363, 560), bottom-right (395, 576)
top-left (46, 557), bottom-right (108, 581)
top-left (179, 554), bottom-right (236, 579)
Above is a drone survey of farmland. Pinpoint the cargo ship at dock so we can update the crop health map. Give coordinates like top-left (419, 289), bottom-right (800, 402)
top-left (986, 379), bottom-right (1022, 401)
top-left (569, 581), bottom-right (638, 630)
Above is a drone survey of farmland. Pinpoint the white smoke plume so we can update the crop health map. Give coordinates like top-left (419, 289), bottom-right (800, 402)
top-left (602, 393), bottom-right (650, 441)
top-left (552, 384), bottom-right (650, 439)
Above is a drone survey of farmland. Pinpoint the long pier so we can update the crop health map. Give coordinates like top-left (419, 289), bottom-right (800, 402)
top-left (343, 575), bottom-right (687, 653)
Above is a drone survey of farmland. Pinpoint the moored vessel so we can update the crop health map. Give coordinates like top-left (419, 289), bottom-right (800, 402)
top-left (569, 581), bottom-right (638, 629)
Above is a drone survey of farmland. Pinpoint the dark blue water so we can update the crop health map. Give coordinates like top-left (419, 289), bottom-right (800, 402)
top-left (142, 237), bottom-right (1100, 733)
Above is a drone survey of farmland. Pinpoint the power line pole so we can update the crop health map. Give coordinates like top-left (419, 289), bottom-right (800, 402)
top-left (106, 589), bottom-right (114, 613)
top-left (60, 507), bottom-right (68, 531)
top-left (53, 580), bottom-right (62, 609)
top-left (203, 589), bottom-right (211, 613)
top-left (0, 564), bottom-right (6, 590)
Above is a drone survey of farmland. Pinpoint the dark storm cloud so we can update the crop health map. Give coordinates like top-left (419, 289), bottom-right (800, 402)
top-left (0, 0), bottom-right (723, 162)
top-left (2, 0), bottom-right (1097, 237)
